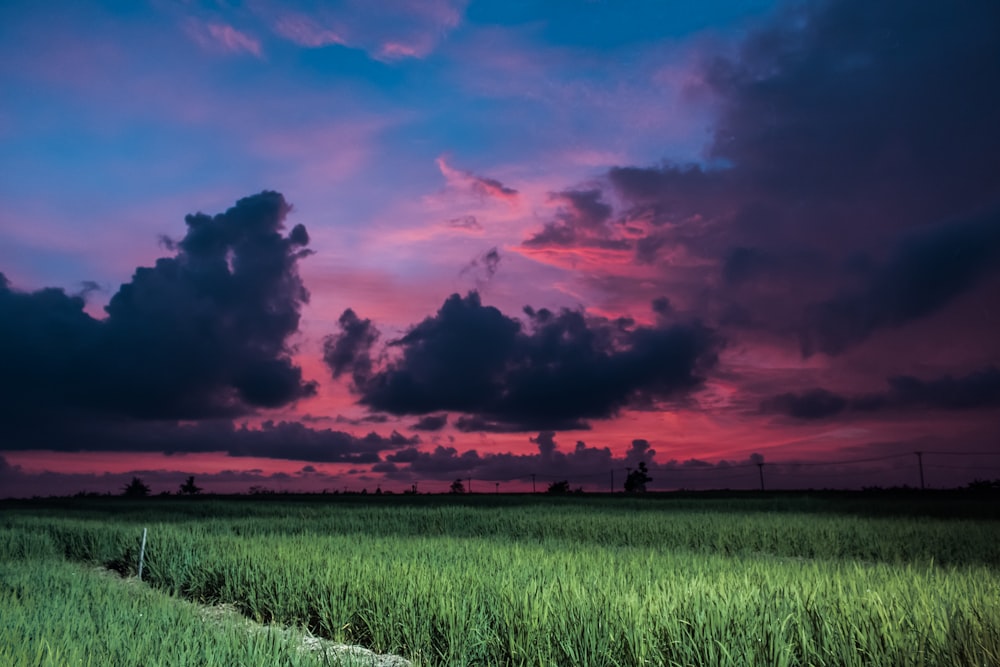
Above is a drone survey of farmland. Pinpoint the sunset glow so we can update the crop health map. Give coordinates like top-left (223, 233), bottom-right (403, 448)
top-left (1, 0), bottom-right (998, 497)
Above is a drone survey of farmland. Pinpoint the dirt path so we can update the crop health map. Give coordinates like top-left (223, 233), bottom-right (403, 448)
top-left (197, 601), bottom-right (412, 667)
top-left (97, 567), bottom-right (412, 667)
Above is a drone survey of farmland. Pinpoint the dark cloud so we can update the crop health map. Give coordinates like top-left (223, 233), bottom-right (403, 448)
top-left (722, 246), bottom-right (774, 287)
top-left (546, 0), bottom-right (1000, 358)
top-left (0, 417), bottom-right (417, 463)
top-left (326, 291), bottom-right (720, 431)
top-left (481, 247), bottom-right (501, 276)
top-left (0, 462), bottom-right (362, 499)
top-left (459, 247), bottom-right (502, 285)
top-left (880, 368), bottom-right (1000, 410)
top-left (453, 415), bottom-right (589, 433)
top-left (439, 157), bottom-right (519, 204)
top-left (761, 388), bottom-right (849, 420)
top-left (651, 297), bottom-right (673, 318)
top-left (608, 164), bottom-right (726, 224)
top-left (367, 431), bottom-right (780, 492)
top-left (800, 210), bottom-right (1000, 356)
top-left (522, 222), bottom-right (578, 248)
top-left (381, 432), bottom-right (618, 482)
top-left (625, 438), bottom-right (656, 464)
top-left (763, 367), bottom-right (1000, 419)
top-left (472, 174), bottom-right (518, 200)
top-left (410, 414), bottom-right (448, 431)
top-left (704, 0), bottom-right (1000, 221)
top-left (635, 234), bottom-right (668, 264)
top-left (0, 191), bottom-right (316, 427)
top-left (531, 431), bottom-right (557, 459)
top-left (552, 190), bottom-right (612, 230)
top-left (78, 280), bottom-right (102, 297)
top-left (334, 413), bottom-right (390, 425)
top-left (447, 215), bottom-right (482, 231)
top-left (523, 189), bottom-right (622, 250)
top-left (323, 308), bottom-right (379, 385)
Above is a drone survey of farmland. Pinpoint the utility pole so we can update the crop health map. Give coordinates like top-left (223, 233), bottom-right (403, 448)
top-left (531, 474), bottom-right (536, 494)
top-left (495, 482), bottom-right (499, 495)
top-left (757, 462), bottom-right (765, 491)
top-left (915, 451), bottom-right (925, 490)
top-left (467, 477), bottom-right (472, 494)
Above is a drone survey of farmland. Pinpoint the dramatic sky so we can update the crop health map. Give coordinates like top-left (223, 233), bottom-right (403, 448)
top-left (2, 0), bottom-right (999, 497)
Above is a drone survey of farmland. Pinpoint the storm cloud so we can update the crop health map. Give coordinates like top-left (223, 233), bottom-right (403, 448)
top-left (0, 191), bottom-right (316, 427)
top-left (523, 188), bottom-right (629, 252)
top-left (323, 308), bottom-right (380, 384)
top-left (800, 211), bottom-right (1000, 356)
top-left (0, 417), bottom-right (417, 463)
top-left (324, 291), bottom-right (720, 430)
top-left (410, 414), bottom-right (448, 432)
top-left (763, 367), bottom-right (1000, 420)
top-left (531, 0), bottom-right (1000, 357)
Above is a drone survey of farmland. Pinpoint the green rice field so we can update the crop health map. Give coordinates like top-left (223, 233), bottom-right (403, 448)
top-left (2, 493), bottom-right (998, 666)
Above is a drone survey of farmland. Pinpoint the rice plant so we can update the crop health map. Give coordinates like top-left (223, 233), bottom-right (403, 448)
top-left (2, 494), bottom-right (997, 666)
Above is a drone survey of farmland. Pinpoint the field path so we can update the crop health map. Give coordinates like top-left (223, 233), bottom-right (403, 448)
top-left (98, 567), bottom-right (413, 667)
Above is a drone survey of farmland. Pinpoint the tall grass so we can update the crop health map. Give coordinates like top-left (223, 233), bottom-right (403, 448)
top-left (0, 558), bottom-right (331, 667)
top-left (2, 494), bottom-right (998, 666)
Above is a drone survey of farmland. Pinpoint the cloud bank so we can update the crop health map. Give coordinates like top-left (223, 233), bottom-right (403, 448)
top-left (521, 0), bottom-right (1000, 360)
top-left (325, 291), bottom-right (720, 430)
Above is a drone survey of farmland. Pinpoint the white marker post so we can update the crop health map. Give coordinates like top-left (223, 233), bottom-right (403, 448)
top-left (138, 527), bottom-right (147, 581)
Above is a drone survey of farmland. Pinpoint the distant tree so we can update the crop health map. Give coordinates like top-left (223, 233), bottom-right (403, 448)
top-left (624, 462), bottom-right (652, 493)
top-left (374, 486), bottom-right (383, 495)
top-left (178, 476), bottom-right (202, 495)
top-left (122, 477), bottom-right (151, 498)
top-left (546, 480), bottom-right (570, 494)
top-left (449, 478), bottom-right (466, 494)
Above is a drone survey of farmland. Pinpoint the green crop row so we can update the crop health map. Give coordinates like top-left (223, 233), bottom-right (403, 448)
top-left (0, 557), bottom-right (372, 667)
top-left (2, 495), bottom-right (998, 666)
top-left (5, 495), bottom-right (998, 566)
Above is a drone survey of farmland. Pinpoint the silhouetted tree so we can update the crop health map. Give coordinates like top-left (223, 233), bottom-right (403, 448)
top-left (449, 478), bottom-right (466, 494)
top-left (624, 462), bottom-right (652, 493)
top-left (546, 480), bottom-right (570, 494)
top-left (122, 477), bottom-right (151, 498)
top-left (178, 476), bottom-right (202, 495)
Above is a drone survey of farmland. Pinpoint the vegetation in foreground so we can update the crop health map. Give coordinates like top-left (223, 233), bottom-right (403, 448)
top-left (0, 557), bottom-right (339, 667)
top-left (2, 493), bottom-right (998, 666)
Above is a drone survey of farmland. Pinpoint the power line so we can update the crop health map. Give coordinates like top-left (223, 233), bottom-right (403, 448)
top-left (442, 449), bottom-right (998, 493)
top-left (773, 452), bottom-right (911, 467)
top-left (926, 463), bottom-right (1000, 471)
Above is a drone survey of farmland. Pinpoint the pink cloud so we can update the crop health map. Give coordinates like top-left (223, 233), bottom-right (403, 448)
top-left (186, 20), bottom-right (262, 58)
top-left (435, 156), bottom-right (520, 207)
top-left (273, 14), bottom-right (345, 48)
top-left (379, 41), bottom-right (422, 59)
top-left (262, 0), bottom-right (465, 61)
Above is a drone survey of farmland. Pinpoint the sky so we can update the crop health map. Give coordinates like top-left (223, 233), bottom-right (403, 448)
top-left (1, 0), bottom-right (999, 497)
